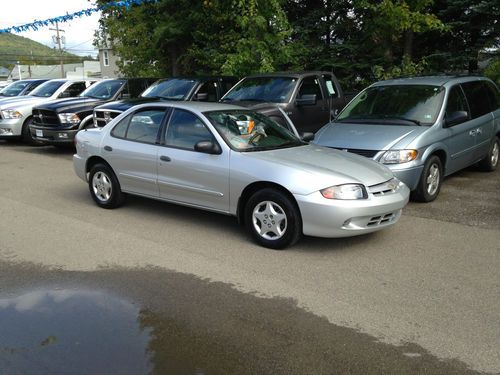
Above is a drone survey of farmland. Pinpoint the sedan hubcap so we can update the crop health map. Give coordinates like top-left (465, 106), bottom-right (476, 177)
top-left (426, 164), bottom-right (440, 196)
top-left (252, 201), bottom-right (287, 240)
top-left (92, 172), bottom-right (112, 202)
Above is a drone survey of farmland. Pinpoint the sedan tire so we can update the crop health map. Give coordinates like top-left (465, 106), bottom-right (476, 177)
top-left (88, 163), bottom-right (125, 209)
top-left (245, 188), bottom-right (302, 249)
top-left (413, 155), bottom-right (443, 202)
top-left (478, 136), bottom-right (499, 172)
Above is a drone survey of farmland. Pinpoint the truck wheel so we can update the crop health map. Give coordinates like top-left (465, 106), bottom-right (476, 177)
top-left (22, 118), bottom-right (41, 146)
top-left (413, 155), bottom-right (443, 202)
top-left (88, 163), bottom-right (125, 209)
top-left (244, 188), bottom-right (302, 249)
top-left (478, 136), bottom-right (499, 172)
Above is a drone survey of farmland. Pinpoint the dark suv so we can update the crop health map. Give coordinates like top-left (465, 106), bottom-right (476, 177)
top-left (93, 76), bottom-right (238, 127)
top-left (30, 78), bottom-right (157, 146)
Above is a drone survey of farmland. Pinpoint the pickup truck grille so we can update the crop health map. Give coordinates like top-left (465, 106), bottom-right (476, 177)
top-left (94, 109), bottom-right (120, 127)
top-left (334, 148), bottom-right (378, 158)
top-left (32, 109), bottom-right (60, 126)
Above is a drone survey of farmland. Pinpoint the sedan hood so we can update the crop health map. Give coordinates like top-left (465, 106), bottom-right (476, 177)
top-left (314, 122), bottom-right (427, 151)
top-left (245, 144), bottom-right (394, 193)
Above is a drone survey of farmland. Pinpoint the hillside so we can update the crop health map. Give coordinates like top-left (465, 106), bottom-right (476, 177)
top-left (0, 33), bottom-right (82, 68)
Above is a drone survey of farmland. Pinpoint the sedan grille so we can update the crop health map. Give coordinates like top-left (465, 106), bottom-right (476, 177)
top-left (333, 148), bottom-right (378, 158)
top-left (368, 178), bottom-right (400, 196)
top-left (32, 109), bottom-right (60, 126)
top-left (367, 212), bottom-right (397, 227)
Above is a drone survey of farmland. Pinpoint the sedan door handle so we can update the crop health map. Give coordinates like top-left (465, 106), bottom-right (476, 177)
top-left (160, 155), bottom-right (171, 162)
top-left (104, 145), bottom-right (113, 151)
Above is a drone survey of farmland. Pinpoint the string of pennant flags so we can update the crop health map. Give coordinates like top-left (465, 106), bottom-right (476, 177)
top-left (0, 0), bottom-right (158, 33)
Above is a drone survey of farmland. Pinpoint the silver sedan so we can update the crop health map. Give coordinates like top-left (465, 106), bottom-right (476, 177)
top-left (73, 102), bottom-right (410, 249)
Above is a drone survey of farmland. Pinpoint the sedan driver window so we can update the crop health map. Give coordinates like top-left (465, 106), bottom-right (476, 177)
top-left (165, 109), bottom-right (214, 150)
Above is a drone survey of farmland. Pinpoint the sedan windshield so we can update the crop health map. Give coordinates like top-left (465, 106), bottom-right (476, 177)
top-left (337, 84), bottom-right (445, 126)
top-left (80, 79), bottom-right (125, 99)
top-left (205, 110), bottom-right (303, 151)
top-left (222, 77), bottom-right (296, 103)
top-left (0, 81), bottom-right (29, 96)
top-left (30, 81), bottom-right (65, 97)
top-left (141, 79), bottom-right (197, 100)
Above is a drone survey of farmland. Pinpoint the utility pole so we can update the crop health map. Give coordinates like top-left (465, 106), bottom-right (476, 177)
top-left (49, 21), bottom-right (65, 78)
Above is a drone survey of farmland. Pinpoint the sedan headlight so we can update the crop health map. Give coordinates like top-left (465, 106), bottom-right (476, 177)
top-left (58, 113), bottom-right (80, 124)
top-left (320, 184), bottom-right (368, 200)
top-left (380, 149), bottom-right (418, 164)
top-left (1, 109), bottom-right (23, 119)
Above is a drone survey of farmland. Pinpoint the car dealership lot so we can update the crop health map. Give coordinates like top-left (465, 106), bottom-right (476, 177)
top-left (0, 141), bottom-right (499, 373)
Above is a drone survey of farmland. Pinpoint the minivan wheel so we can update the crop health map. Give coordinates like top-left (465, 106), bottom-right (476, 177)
top-left (413, 155), bottom-right (443, 202)
top-left (244, 188), bottom-right (302, 249)
top-left (478, 136), bottom-right (499, 172)
top-left (88, 163), bottom-right (125, 209)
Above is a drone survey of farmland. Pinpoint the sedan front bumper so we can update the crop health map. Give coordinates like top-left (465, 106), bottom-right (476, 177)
top-left (296, 183), bottom-right (410, 238)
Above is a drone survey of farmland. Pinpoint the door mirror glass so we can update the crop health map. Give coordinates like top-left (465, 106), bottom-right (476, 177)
top-left (194, 140), bottom-right (222, 154)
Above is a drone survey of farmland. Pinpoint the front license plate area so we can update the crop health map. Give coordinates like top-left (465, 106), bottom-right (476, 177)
top-left (36, 129), bottom-right (43, 137)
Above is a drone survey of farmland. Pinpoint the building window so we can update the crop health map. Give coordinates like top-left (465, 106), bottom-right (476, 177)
top-left (103, 51), bottom-right (110, 67)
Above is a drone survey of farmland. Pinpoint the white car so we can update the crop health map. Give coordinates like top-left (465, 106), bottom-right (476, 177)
top-left (74, 102), bottom-right (410, 249)
top-left (0, 79), bottom-right (94, 143)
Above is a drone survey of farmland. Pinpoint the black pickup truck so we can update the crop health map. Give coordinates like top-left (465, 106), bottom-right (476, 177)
top-left (30, 78), bottom-right (157, 146)
top-left (220, 72), bottom-right (350, 133)
top-left (93, 76), bottom-right (238, 127)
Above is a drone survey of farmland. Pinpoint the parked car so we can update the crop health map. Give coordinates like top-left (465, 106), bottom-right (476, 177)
top-left (220, 72), bottom-right (350, 133)
top-left (73, 102), bottom-right (410, 249)
top-left (0, 79), bottom-right (95, 143)
top-left (29, 78), bottom-right (157, 146)
top-left (0, 79), bottom-right (48, 99)
top-left (313, 75), bottom-right (500, 202)
top-left (93, 76), bottom-right (238, 127)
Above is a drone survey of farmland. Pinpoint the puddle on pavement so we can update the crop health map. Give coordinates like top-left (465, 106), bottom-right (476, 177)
top-left (0, 288), bottom-right (152, 375)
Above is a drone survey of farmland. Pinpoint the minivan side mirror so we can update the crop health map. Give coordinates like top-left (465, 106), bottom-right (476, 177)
top-left (445, 111), bottom-right (468, 127)
top-left (194, 140), bottom-right (222, 154)
top-left (295, 94), bottom-right (317, 106)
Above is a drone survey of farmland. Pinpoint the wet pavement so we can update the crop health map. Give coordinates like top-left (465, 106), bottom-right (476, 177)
top-left (0, 261), bottom-right (481, 375)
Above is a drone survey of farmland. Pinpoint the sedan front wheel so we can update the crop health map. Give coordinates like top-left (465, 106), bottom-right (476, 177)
top-left (88, 163), bottom-right (125, 209)
top-left (245, 188), bottom-right (302, 249)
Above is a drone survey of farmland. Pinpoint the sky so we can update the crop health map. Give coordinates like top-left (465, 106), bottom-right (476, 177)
top-left (1, 0), bottom-right (100, 57)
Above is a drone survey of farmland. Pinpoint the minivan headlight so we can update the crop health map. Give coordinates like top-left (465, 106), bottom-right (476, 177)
top-left (320, 184), bottom-right (367, 200)
top-left (58, 113), bottom-right (80, 124)
top-left (381, 149), bottom-right (418, 164)
top-left (1, 109), bottom-right (23, 119)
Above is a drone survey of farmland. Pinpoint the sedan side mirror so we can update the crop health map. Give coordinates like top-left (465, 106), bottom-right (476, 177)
top-left (445, 111), bottom-right (468, 127)
top-left (194, 140), bottom-right (222, 154)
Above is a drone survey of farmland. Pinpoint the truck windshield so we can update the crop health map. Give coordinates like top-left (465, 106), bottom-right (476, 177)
top-left (30, 81), bottom-right (65, 97)
top-left (0, 81), bottom-right (30, 97)
top-left (141, 79), bottom-right (197, 100)
top-left (205, 110), bottom-right (303, 152)
top-left (337, 85), bottom-right (445, 126)
top-left (222, 77), bottom-right (296, 103)
top-left (80, 80), bottom-right (125, 100)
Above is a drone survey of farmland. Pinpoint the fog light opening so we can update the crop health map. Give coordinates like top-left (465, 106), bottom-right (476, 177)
top-left (58, 133), bottom-right (69, 139)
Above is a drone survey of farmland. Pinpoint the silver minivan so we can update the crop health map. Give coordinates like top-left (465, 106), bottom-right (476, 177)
top-left (313, 76), bottom-right (500, 202)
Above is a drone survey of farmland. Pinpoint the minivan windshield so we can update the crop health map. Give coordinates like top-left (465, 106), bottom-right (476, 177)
top-left (141, 79), bottom-right (197, 100)
top-left (80, 79), bottom-right (125, 99)
top-left (337, 84), bottom-right (445, 126)
top-left (30, 81), bottom-right (65, 97)
top-left (222, 77), bottom-right (296, 103)
top-left (205, 110), bottom-right (304, 151)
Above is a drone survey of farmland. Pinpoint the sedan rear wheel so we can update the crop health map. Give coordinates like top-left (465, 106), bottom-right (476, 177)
top-left (88, 163), bottom-right (124, 208)
top-left (245, 188), bottom-right (302, 249)
top-left (413, 155), bottom-right (443, 202)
